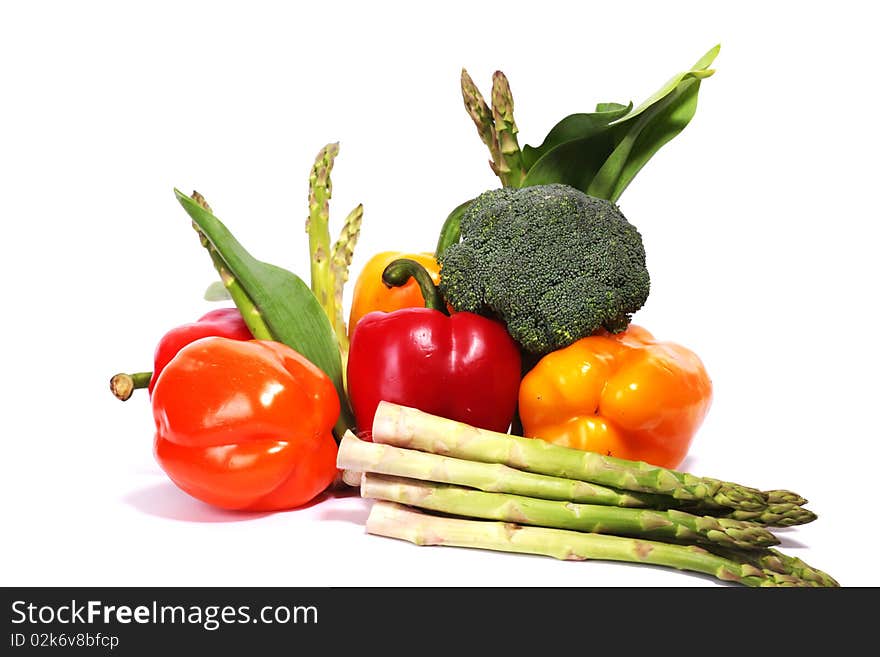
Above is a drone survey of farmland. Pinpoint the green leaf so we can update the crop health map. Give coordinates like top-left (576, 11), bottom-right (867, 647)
top-left (521, 44), bottom-right (719, 202)
top-left (520, 102), bottom-right (632, 170)
top-left (595, 102), bottom-right (630, 113)
top-left (620, 44), bottom-right (718, 124)
top-left (175, 189), bottom-right (355, 439)
top-left (521, 128), bottom-right (620, 192)
top-left (203, 280), bottom-right (232, 301)
top-left (587, 75), bottom-right (707, 201)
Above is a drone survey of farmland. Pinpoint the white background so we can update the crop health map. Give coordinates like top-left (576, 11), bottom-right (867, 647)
top-left (2, 1), bottom-right (877, 588)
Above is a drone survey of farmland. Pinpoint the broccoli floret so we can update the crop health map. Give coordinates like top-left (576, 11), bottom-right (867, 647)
top-left (438, 184), bottom-right (650, 355)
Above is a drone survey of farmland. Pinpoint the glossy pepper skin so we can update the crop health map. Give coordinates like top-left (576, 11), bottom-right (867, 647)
top-left (347, 307), bottom-right (522, 439)
top-left (152, 337), bottom-right (340, 511)
top-left (148, 307), bottom-right (252, 395)
top-left (518, 325), bottom-right (712, 469)
top-left (348, 251), bottom-right (441, 332)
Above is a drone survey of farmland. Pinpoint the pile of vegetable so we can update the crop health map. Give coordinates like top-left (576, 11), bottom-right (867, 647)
top-left (110, 44), bottom-right (838, 586)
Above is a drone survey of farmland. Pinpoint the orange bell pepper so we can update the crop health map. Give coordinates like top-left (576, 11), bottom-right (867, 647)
top-left (348, 251), bottom-right (441, 332)
top-left (518, 325), bottom-right (712, 469)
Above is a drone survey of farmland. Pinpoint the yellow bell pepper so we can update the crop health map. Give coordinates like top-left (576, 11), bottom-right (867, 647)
top-left (348, 251), bottom-right (441, 332)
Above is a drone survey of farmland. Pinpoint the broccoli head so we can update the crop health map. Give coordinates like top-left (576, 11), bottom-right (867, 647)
top-left (438, 184), bottom-right (650, 355)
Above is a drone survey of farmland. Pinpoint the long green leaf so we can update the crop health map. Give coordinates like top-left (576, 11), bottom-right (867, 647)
top-left (587, 47), bottom-right (718, 201)
top-left (175, 189), bottom-right (355, 439)
top-left (520, 128), bottom-right (620, 192)
top-left (586, 77), bottom-right (704, 201)
top-left (520, 102), bottom-right (632, 170)
top-left (617, 45), bottom-right (717, 124)
top-left (521, 45), bottom-right (719, 201)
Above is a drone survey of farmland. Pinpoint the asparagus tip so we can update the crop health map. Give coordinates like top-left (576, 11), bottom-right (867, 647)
top-left (190, 190), bottom-right (212, 212)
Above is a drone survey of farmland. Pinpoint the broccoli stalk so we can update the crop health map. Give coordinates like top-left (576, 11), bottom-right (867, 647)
top-left (438, 184), bottom-right (650, 355)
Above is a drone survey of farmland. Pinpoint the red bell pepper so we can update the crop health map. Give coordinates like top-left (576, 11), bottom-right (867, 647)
top-left (149, 307), bottom-right (252, 395)
top-left (152, 336), bottom-right (340, 511)
top-left (347, 259), bottom-right (521, 439)
top-left (110, 307), bottom-right (253, 402)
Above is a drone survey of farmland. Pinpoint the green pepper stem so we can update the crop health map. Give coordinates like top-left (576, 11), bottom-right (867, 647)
top-left (382, 258), bottom-right (448, 314)
top-left (109, 371), bottom-right (152, 401)
top-left (435, 198), bottom-right (472, 258)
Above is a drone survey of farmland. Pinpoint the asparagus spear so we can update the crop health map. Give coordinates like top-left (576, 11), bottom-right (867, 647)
top-left (490, 71), bottom-right (526, 187)
top-left (460, 68), bottom-right (527, 187)
top-left (712, 503), bottom-right (818, 527)
top-left (361, 474), bottom-right (779, 550)
top-left (460, 68), bottom-right (502, 180)
top-left (306, 143), bottom-right (366, 363)
top-left (366, 501), bottom-right (823, 587)
top-left (337, 431), bottom-right (669, 508)
top-left (189, 191), bottom-right (274, 340)
top-left (707, 545), bottom-right (839, 588)
top-left (371, 402), bottom-right (807, 516)
top-left (306, 143), bottom-right (339, 328)
top-left (765, 489), bottom-right (809, 506)
top-left (338, 432), bottom-right (814, 527)
top-left (330, 203), bottom-right (363, 361)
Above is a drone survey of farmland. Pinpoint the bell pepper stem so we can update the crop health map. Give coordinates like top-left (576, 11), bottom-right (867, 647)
top-left (109, 371), bottom-right (152, 401)
top-left (382, 258), bottom-right (449, 314)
